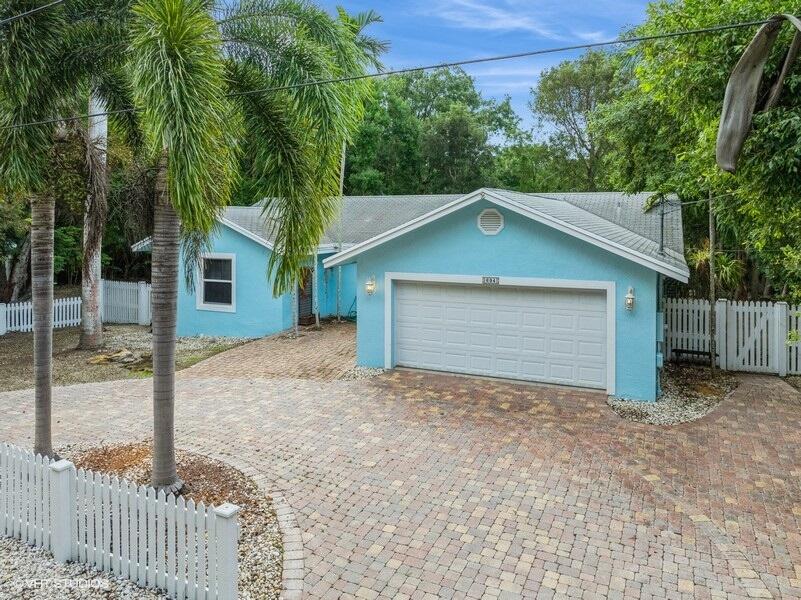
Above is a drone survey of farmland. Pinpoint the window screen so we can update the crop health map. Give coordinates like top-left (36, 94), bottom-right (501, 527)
top-left (202, 258), bottom-right (233, 305)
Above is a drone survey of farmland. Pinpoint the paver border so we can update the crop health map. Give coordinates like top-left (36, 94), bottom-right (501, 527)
top-left (180, 442), bottom-right (305, 600)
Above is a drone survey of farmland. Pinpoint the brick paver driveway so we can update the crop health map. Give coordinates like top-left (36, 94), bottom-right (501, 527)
top-left (2, 322), bottom-right (801, 599)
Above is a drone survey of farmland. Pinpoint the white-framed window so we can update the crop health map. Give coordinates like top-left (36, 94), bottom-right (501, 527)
top-left (197, 253), bottom-right (236, 312)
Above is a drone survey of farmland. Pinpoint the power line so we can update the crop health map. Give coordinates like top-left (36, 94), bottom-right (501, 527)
top-left (230, 17), bottom-right (779, 98)
top-left (0, 0), bottom-right (65, 27)
top-left (1, 15), bottom-right (783, 130)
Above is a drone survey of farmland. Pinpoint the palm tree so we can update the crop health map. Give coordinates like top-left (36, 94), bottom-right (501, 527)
top-left (218, 1), bottom-right (385, 294)
top-left (0, 0), bottom-right (136, 456)
top-left (128, 0), bottom-right (384, 490)
top-left (0, 0), bottom-right (71, 458)
top-left (129, 0), bottom-right (239, 491)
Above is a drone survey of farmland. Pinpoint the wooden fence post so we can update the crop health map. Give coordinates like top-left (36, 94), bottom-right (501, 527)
top-left (715, 299), bottom-right (728, 370)
top-left (137, 282), bottom-right (150, 326)
top-left (775, 301), bottom-right (789, 377)
top-left (214, 503), bottom-right (240, 599)
top-left (50, 459), bottom-right (75, 563)
top-left (0, 303), bottom-right (6, 336)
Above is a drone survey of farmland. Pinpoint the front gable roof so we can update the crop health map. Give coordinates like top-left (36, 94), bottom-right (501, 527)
top-left (323, 189), bottom-right (690, 282)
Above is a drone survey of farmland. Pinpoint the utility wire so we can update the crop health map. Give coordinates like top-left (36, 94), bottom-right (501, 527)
top-left (0, 0), bottom-right (65, 27)
top-left (1, 15), bottom-right (783, 130)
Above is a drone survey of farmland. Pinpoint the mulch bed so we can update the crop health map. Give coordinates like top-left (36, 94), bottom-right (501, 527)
top-left (68, 442), bottom-right (282, 600)
top-left (608, 362), bottom-right (739, 425)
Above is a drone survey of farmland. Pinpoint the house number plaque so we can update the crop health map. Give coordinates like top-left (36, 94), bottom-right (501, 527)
top-left (482, 276), bottom-right (500, 286)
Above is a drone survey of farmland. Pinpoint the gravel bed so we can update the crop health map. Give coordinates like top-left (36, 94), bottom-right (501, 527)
top-left (104, 327), bottom-right (251, 353)
top-left (608, 363), bottom-right (738, 425)
top-left (339, 366), bottom-right (386, 381)
top-left (0, 536), bottom-right (166, 599)
top-left (0, 443), bottom-right (283, 600)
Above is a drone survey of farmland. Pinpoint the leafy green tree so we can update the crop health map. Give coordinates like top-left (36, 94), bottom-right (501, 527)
top-left (593, 0), bottom-right (801, 299)
top-left (420, 103), bottom-right (495, 192)
top-left (494, 140), bottom-right (581, 192)
top-left (346, 67), bottom-right (520, 195)
top-left (530, 50), bottom-right (619, 191)
top-left (347, 77), bottom-right (422, 195)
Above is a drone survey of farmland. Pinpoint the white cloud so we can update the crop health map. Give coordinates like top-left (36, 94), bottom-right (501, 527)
top-left (423, 0), bottom-right (564, 39)
top-left (571, 30), bottom-right (610, 43)
top-left (419, 0), bottom-right (646, 42)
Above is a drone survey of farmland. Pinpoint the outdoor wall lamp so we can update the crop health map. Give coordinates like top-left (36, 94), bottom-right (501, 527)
top-left (365, 276), bottom-right (377, 296)
top-left (625, 287), bottom-right (636, 311)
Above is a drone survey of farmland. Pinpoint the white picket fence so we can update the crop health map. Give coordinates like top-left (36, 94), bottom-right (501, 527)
top-left (0, 442), bottom-right (240, 599)
top-left (0, 279), bottom-right (151, 335)
top-left (665, 298), bottom-right (798, 376)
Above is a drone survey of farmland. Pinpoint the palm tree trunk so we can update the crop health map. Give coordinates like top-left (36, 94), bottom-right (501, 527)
top-left (31, 194), bottom-right (54, 457)
top-left (151, 151), bottom-right (182, 492)
top-left (9, 232), bottom-right (31, 302)
top-left (80, 92), bottom-right (108, 349)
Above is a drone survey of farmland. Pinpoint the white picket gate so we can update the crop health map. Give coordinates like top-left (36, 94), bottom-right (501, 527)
top-left (102, 279), bottom-right (151, 325)
top-left (0, 442), bottom-right (240, 599)
top-left (0, 280), bottom-right (151, 335)
top-left (665, 298), bottom-right (796, 376)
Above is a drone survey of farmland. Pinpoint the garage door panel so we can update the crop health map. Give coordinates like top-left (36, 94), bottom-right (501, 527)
top-left (445, 306), bottom-right (468, 322)
top-left (443, 352), bottom-right (468, 369)
top-left (420, 327), bottom-right (443, 343)
top-left (495, 309), bottom-right (520, 327)
top-left (522, 336), bottom-right (546, 352)
top-left (522, 311), bottom-right (547, 328)
top-left (549, 338), bottom-right (576, 356)
top-left (578, 341), bottom-right (604, 358)
top-left (394, 282), bottom-right (607, 389)
top-left (495, 334), bottom-right (520, 351)
top-left (470, 332), bottom-right (493, 349)
top-left (550, 313), bottom-right (576, 331)
top-left (578, 314), bottom-right (605, 332)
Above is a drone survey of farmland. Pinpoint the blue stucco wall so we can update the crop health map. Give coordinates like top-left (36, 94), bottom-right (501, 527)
top-left (178, 224), bottom-right (290, 338)
top-left (353, 200), bottom-right (660, 401)
top-left (318, 253), bottom-right (357, 318)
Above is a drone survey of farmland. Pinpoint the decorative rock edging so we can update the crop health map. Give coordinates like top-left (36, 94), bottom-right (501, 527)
top-left (179, 441), bottom-right (305, 600)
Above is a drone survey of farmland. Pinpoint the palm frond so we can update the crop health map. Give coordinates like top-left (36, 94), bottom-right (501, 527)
top-left (130, 0), bottom-right (241, 235)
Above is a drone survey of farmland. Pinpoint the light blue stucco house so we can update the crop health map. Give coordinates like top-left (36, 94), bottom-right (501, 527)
top-left (136, 189), bottom-right (688, 401)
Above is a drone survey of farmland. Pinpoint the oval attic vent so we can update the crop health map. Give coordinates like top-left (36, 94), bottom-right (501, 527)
top-left (478, 208), bottom-right (504, 235)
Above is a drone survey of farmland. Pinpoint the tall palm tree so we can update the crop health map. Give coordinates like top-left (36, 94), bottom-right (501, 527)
top-left (0, 0), bottom-right (71, 458)
top-left (128, 0), bottom-right (383, 490)
top-left (0, 0), bottom-right (136, 456)
top-left (218, 0), bottom-right (384, 294)
top-left (129, 0), bottom-right (239, 491)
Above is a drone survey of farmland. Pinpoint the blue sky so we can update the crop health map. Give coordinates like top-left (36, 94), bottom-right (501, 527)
top-left (318, 0), bottom-right (652, 129)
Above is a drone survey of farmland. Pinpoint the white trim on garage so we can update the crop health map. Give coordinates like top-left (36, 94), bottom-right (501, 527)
top-left (383, 272), bottom-right (616, 395)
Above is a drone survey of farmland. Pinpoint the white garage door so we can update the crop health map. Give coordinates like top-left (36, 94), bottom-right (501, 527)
top-left (394, 282), bottom-right (608, 389)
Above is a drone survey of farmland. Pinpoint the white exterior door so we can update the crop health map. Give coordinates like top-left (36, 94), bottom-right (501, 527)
top-left (394, 281), bottom-right (608, 389)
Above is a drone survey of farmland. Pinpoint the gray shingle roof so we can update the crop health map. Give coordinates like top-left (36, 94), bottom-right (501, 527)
top-left (217, 189), bottom-right (688, 279)
top-left (488, 190), bottom-right (687, 277)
